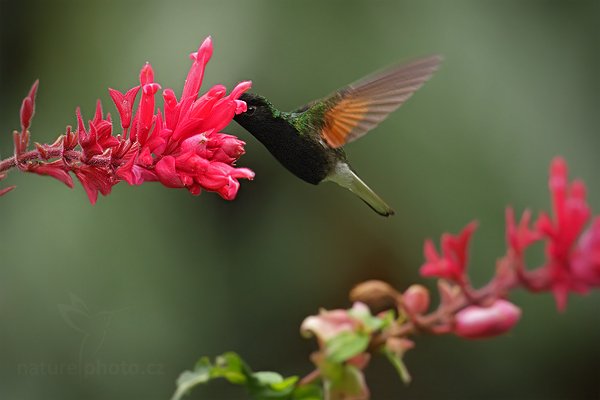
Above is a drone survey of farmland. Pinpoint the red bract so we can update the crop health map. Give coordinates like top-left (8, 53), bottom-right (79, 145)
top-left (420, 222), bottom-right (478, 282)
top-left (1, 37), bottom-right (253, 204)
top-left (505, 208), bottom-right (541, 256)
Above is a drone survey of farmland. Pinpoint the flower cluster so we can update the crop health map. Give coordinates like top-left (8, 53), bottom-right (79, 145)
top-left (0, 37), bottom-right (254, 203)
top-left (297, 157), bottom-right (600, 399)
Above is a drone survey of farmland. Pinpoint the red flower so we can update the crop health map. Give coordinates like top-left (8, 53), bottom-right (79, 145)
top-left (420, 222), bottom-right (478, 282)
top-left (536, 157), bottom-right (591, 310)
top-left (2, 37), bottom-right (254, 203)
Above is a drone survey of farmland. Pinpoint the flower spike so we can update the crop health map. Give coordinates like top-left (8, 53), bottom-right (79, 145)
top-left (0, 37), bottom-right (253, 203)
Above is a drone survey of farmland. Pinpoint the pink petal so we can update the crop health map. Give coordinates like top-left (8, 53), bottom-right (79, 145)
top-left (139, 62), bottom-right (154, 85)
top-left (28, 163), bottom-right (74, 188)
top-left (228, 80), bottom-right (252, 100)
top-left (155, 156), bottom-right (184, 188)
top-left (181, 36), bottom-right (213, 102)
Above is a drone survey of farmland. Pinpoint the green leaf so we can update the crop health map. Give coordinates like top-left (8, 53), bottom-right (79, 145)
top-left (324, 364), bottom-right (368, 399)
top-left (213, 352), bottom-right (250, 384)
top-left (171, 357), bottom-right (213, 400)
top-left (172, 352), bottom-right (301, 400)
top-left (249, 372), bottom-right (299, 399)
top-left (325, 332), bottom-right (370, 363)
top-left (271, 375), bottom-right (298, 391)
top-left (253, 371), bottom-right (285, 385)
top-left (349, 307), bottom-right (383, 333)
top-left (292, 383), bottom-right (323, 400)
top-left (378, 310), bottom-right (396, 329)
top-left (383, 348), bottom-right (412, 384)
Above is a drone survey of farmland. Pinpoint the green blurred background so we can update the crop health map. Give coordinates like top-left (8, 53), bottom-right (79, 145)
top-left (1, 0), bottom-right (599, 399)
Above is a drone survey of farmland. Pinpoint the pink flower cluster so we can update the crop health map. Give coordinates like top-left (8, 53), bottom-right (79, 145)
top-left (3, 37), bottom-right (254, 203)
top-left (418, 157), bottom-right (600, 340)
top-left (298, 158), bottom-right (600, 398)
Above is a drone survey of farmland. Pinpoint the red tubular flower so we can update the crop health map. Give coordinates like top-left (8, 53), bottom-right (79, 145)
top-left (132, 64), bottom-right (161, 144)
top-left (181, 36), bottom-right (213, 102)
top-left (535, 157), bottom-right (591, 310)
top-left (454, 299), bottom-right (521, 339)
top-left (420, 222), bottom-right (478, 282)
top-left (1, 37), bottom-right (254, 203)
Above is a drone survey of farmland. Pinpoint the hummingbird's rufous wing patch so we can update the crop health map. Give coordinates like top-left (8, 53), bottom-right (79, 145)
top-left (320, 55), bottom-right (442, 148)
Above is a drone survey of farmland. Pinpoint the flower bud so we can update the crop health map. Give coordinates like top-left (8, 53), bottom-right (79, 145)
top-left (20, 80), bottom-right (38, 132)
top-left (349, 280), bottom-right (400, 313)
top-left (401, 284), bottom-right (430, 315)
top-left (454, 299), bottom-right (521, 339)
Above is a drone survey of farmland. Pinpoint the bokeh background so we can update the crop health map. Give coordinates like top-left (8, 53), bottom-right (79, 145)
top-left (1, 0), bottom-right (599, 399)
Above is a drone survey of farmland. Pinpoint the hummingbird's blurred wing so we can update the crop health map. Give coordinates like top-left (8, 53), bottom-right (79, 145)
top-left (314, 55), bottom-right (442, 148)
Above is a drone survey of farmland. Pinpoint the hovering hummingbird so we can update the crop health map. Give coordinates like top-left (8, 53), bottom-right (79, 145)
top-left (234, 55), bottom-right (442, 216)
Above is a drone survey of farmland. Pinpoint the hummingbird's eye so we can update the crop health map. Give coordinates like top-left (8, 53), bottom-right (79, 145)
top-left (246, 105), bottom-right (256, 115)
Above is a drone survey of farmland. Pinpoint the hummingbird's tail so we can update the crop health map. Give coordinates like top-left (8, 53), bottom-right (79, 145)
top-left (325, 163), bottom-right (395, 217)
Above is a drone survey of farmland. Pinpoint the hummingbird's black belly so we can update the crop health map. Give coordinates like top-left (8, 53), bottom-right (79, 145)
top-left (249, 119), bottom-right (341, 185)
top-left (261, 130), bottom-right (335, 185)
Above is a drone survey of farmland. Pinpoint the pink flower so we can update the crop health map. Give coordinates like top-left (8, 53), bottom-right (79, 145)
top-left (454, 299), bottom-right (521, 339)
top-left (301, 304), bottom-right (365, 344)
top-left (2, 37), bottom-right (254, 203)
top-left (420, 222), bottom-right (478, 282)
top-left (536, 157), bottom-right (591, 310)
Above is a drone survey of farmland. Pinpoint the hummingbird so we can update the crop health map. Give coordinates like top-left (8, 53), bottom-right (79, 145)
top-left (234, 55), bottom-right (442, 216)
